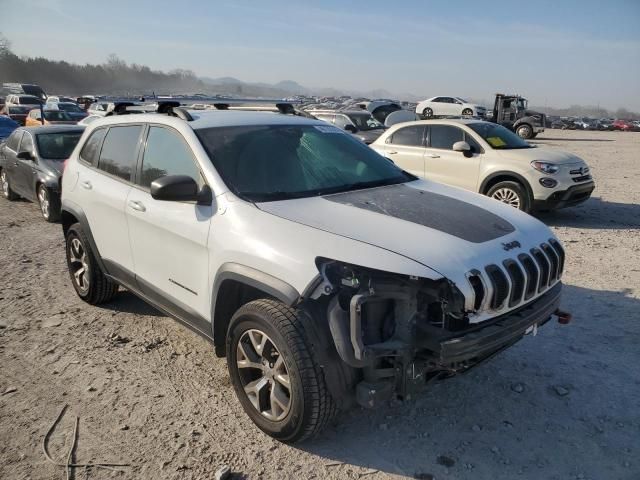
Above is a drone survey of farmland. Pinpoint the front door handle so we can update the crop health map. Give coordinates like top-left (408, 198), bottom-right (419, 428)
top-left (128, 200), bottom-right (146, 212)
top-left (81, 181), bottom-right (92, 190)
top-left (426, 154), bottom-right (441, 158)
top-left (388, 151), bottom-right (398, 155)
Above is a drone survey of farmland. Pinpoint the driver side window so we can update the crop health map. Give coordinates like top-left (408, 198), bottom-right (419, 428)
top-left (140, 126), bottom-right (203, 189)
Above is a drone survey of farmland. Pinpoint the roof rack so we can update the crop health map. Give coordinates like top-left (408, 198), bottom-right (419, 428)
top-left (118, 99), bottom-right (304, 122)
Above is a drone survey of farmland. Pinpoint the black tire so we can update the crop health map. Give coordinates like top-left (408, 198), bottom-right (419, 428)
top-left (65, 223), bottom-right (118, 304)
top-left (37, 184), bottom-right (60, 223)
top-left (422, 107), bottom-right (433, 118)
top-left (1, 169), bottom-right (19, 201)
top-left (516, 123), bottom-right (533, 139)
top-left (486, 180), bottom-right (530, 212)
top-left (462, 108), bottom-right (473, 116)
top-left (226, 299), bottom-right (337, 442)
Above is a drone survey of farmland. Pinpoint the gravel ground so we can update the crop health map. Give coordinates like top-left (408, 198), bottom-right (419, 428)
top-left (1, 129), bottom-right (639, 480)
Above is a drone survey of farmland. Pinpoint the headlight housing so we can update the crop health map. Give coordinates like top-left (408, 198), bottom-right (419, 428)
top-left (531, 161), bottom-right (559, 174)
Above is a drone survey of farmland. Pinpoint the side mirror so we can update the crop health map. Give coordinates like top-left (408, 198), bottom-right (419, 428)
top-left (344, 124), bottom-right (357, 133)
top-left (17, 150), bottom-right (34, 160)
top-left (151, 175), bottom-right (201, 202)
top-left (452, 141), bottom-right (473, 157)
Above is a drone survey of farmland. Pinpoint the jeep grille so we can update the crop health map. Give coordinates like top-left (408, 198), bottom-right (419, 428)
top-left (467, 239), bottom-right (563, 312)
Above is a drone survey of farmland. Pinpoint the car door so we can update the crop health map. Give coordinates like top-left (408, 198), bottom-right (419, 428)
top-left (13, 130), bottom-right (37, 200)
top-left (75, 125), bottom-right (142, 277)
top-left (424, 124), bottom-right (482, 191)
top-left (2, 130), bottom-right (23, 189)
top-left (382, 125), bottom-right (426, 177)
top-left (126, 125), bottom-right (214, 323)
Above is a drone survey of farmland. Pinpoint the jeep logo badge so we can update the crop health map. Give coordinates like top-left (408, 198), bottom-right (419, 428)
top-left (502, 240), bottom-right (521, 251)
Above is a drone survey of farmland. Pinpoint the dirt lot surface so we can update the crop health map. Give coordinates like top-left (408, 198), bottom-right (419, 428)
top-left (1, 129), bottom-right (639, 480)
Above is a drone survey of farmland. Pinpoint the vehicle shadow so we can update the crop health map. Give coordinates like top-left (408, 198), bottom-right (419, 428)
top-left (97, 290), bottom-right (164, 317)
top-left (536, 197), bottom-right (640, 230)
top-left (295, 284), bottom-right (640, 480)
top-left (533, 137), bottom-right (614, 142)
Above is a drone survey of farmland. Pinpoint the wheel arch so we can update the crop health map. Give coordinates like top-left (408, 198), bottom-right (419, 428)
top-left (60, 200), bottom-right (109, 274)
top-left (480, 171), bottom-right (534, 204)
top-left (211, 263), bottom-right (301, 357)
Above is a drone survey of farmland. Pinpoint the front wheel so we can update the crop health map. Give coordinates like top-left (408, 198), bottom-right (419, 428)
top-left (226, 299), bottom-right (337, 442)
top-left (516, 124), bottom-right (533, 139)
top-left (37, 185), bottom-right (60, 222)
top-left (1, 170), bottom-right (18, 200)
top-left (487, 181), bottom-right (530, 212)
top-left (422, 107), bottom-right (433, 118)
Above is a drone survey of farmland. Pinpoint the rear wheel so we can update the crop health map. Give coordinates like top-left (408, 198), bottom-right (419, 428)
top-left (462, 108), bottom-right (473, 116)
top-left (1, 170), bottom-right (18, 200)
top-left (422, 107), bottom-right (433, 118)
top-left (226, 299), bottom-right (337, 442)
top-left (37, 185), bottom-right (60, 222)
top-left (487, 181), bottom-right (530, 212)
top-left (65, 223), bottom-right (118, 304)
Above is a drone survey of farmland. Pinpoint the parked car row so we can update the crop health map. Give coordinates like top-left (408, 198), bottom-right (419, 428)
top-left (1, 103), bottom-right (572, 443)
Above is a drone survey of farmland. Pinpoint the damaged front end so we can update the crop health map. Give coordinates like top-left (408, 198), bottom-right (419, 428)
top-left (308, 258), bottom-right (562, 408)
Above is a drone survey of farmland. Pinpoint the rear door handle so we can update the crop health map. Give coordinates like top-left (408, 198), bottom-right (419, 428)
top-left (81, 181), bottom-right (92, 190)
top-left (388, 151), bottom-right (398, 155)
top-left (426, 154), bottom-right (441, 158)
top-left (128, 200), bottom-right (146, 212)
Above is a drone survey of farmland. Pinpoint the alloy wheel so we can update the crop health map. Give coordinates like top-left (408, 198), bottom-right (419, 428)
top-left (68, 237), bottom-right (90, 292)
top-left (491, 188), bottom-right (521, 209)
top-left (236, 329), bottom-right (291, 421)
top-left (38, 186), bottom-right (50, 219)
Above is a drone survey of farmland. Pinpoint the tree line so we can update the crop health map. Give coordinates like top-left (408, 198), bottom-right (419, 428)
top-left (0, 34), bottom-right (208, 96)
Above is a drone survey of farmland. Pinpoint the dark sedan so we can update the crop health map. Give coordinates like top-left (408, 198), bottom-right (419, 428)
top-left (0, 125), bottom-right (84, 222)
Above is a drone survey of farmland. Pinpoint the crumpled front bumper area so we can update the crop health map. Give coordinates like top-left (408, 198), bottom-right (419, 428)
top-left (419, 282), bottom-right (562, 367)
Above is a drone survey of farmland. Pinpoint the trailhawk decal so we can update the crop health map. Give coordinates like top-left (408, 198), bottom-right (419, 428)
top-left (324, 184), bottom-right (515, 243)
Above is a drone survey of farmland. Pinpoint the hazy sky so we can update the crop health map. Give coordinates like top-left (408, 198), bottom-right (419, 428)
top-left (2, 0), bottom-right (639, 109)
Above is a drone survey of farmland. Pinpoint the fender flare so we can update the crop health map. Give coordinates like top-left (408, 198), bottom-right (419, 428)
top-left (210, 263), bottom-right (301, 344)
top-left (60, 199), bottom-right (109, 274)
top-left (480, 170), bottom-right (534, 204)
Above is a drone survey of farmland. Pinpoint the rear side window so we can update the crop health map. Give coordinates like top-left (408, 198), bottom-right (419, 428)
top-left (97, 126), bottom-right (142, 181)
top-left (390, 125), bottom-right (425, 147)
top-left (80, 128), bottom-right (107, 165)
top-left (429, 125), bottom-right (464, 150)
top-left (139, 126), bottom-right (201, 188)
top-left (7, 130), bottom-right (22, 151)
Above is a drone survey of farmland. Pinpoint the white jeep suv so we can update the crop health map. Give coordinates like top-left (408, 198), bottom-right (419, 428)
top-left (371, 119), bottom-right (595, 212)
top-left (61, 106), bottom-right (569, 442)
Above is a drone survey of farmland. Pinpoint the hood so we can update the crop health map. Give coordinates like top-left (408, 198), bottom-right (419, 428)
top-left (496, 146), bottom-right (586, 165)
top-left (256, 179), bottom-right (554, 283)
top-left (40, 158), bottom-right (64, 175)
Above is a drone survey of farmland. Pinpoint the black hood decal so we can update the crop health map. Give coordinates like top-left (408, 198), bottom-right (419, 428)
top-left (324, 184), bottom-right (515, 243)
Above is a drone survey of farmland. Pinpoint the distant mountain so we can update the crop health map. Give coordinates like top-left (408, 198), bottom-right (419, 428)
top-left (197, 75), bottom-right (423, 101)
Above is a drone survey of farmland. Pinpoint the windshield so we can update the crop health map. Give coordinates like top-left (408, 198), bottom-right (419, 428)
top-left (19, 97), bottom-right (42, 105)
top-left (468, 122), bottom-right (532, 149)
top-left (517, 98), bottom-right (527, 109)
top-left (44, 111), bottom-right (72, 121)
top-left (57, 103), bottom-right (83, 112)
top-left (9, 106), bottom-right (30, 114)
top-left (349, 113), bottom-right (385, 131)
top-left (36, 132), bottom-right (82, 159)
top-left (196, 124), bottom-right (413, 202)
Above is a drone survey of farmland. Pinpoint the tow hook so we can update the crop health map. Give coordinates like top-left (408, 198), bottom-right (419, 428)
top-left (555, 309), bottom-right (572, 325)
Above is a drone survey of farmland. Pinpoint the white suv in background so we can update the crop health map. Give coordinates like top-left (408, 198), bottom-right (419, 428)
top-left (371, 119), bottom-right (595, 212)
top-left (415, 96), bottom-right (487, 118)
top-left (61, 106), bottom-right (568, 442)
